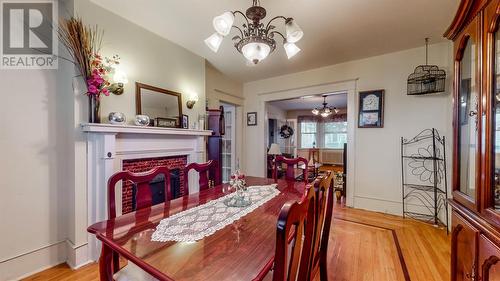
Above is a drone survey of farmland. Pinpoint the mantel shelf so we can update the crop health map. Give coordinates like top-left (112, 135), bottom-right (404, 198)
top-left (81, 123), bottom-right (213, 136)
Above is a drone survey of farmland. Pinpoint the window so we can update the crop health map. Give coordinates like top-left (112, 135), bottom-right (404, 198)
top-left (300, 122), bottom-right (317, 148)
top-left (298, 116), bottom-right (347, 149)
top-left (324, 122), bottom-right (347, 149)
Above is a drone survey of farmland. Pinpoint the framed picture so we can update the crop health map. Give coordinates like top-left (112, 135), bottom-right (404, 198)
top-left (247, 112), bottom-right (257, 126)
top-left (181, 114), bottom-right (189, 129)
top-left (358, 89), bottom-right (384, 128)
top-left (156, 117), bottom-right (177, 128)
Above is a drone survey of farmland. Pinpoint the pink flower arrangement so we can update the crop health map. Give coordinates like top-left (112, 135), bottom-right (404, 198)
top-left (85, 54), bottom-right (120, 98)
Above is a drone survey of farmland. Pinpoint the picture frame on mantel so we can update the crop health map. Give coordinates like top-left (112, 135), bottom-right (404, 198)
top-left (181, 114), bottom-right (189, 129)
top-left (247, 112), bottom-right (257, 126)
top-left (358, 89), bottom-right (384, 128)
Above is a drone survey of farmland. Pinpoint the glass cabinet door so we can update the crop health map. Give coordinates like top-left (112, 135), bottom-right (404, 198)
top-left (458, 37), bottom-right (478, 200)
top-left (493, 22), bottom-right (500, 210)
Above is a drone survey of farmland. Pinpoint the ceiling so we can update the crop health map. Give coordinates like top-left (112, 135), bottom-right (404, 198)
top-left (268, 93), bottom-right (347, 111)
top-left (91, 0), bottom-right (459, 82)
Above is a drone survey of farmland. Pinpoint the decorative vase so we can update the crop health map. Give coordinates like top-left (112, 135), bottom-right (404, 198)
top-left (108, 112), bottom-right (126, 124)
top-left (135, 115), bottom-right (150, 126)
top-left (224, 170), bottom-right (251, 207)
top-left (88, 95), bottom-right (101, 123)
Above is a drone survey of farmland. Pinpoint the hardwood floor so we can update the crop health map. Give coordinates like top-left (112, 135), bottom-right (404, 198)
top-left (23, 203), bottom-right (450, 281)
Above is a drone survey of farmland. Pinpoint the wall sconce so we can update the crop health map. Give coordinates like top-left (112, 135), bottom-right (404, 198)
top-left (186, 92), bottom-right (199, 109)
top-left (109, 66), bottom-right (129, 95)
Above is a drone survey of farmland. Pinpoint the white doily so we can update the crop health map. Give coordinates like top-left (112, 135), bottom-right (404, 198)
top-left (151, 184), bottom-right (280, 242)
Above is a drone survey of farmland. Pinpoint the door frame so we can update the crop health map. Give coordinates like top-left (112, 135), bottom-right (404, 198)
top-left (257, 79), bottom-right (358, 207)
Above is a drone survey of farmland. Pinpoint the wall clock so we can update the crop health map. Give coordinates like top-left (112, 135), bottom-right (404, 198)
top-left (358, 90), bottom-right (384, 128)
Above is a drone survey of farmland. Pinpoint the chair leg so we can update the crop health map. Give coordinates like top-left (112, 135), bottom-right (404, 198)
top-left (319, 257), bottom-right (328, 281)
top-left (113, 251), bottom-right (120, 273)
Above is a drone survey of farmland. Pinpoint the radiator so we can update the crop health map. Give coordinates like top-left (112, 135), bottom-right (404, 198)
top-left (297, 149), bottom-right (344, 165)
top-left (320, 150), bottom-right (343, 165)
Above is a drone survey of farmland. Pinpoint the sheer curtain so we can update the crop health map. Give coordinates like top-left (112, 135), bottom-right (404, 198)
top-left (297, 114), bottom-right (347, 149)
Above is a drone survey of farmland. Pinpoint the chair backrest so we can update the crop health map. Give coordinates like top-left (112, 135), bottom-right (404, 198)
top-left (308, 171), bottom-right (334, 280)
top-left (273, 185), bottom-right (316, 281)
top-left (308, 148), bottom-right (320, 164)
top-left (273, 156), bottom-right (308, 182)
top-left (184, 160), bottom-right (215, 194)
top-left (107, 166), bottom-right (171, 219)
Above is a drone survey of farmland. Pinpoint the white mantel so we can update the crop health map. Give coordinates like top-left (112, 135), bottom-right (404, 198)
top-left (81, 123), bottom-right (213, 136)
top-left (81, 123), bottom-right (212, 261)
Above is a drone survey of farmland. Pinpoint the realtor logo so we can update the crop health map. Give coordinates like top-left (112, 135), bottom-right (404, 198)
top-left (1, 0), bottom-right (58, 69)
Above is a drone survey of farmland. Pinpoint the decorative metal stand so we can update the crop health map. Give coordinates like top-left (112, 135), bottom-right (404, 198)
top-left (401, 128), bottom-right (448, 232)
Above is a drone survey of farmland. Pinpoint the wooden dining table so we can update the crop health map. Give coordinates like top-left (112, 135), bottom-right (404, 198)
top-left (87, 176), bottom-right (306, 281)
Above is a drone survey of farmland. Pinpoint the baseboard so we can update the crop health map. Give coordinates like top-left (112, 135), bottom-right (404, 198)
top-left (65, 240), bottom-right (92, 269)
top-left (353, 195), bottom-right (403, 216)
top-left (353, 195), bottom-right (450, 225)
top-left (0, 241), bottom-right (66, 281)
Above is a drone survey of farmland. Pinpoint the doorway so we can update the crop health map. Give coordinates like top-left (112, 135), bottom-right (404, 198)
top-left (221, 102), bottom-right (236, 183)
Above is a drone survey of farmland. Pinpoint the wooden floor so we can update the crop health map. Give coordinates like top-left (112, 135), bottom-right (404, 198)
top-left (23, 203), bottom-right (450, 281)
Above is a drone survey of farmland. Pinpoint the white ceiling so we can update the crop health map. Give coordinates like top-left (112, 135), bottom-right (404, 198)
top-left (269, 93), bottom-right (347, 111)
top-left (91, 0), bottom-right (459, 82)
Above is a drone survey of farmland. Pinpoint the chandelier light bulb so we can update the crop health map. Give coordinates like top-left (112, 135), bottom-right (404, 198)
top-left (320, 111), bottom-right (330, 118)
top-left (284, 42), bottom-right (301, 59)
top-left (205, 32), bottom-right (224, 53)
top-left (285, 19), bottom-right (304, 43)
top-left (241, 42), bottom-right (271, 64)
top-left (334, 107), bottom-right (339, 114)
top-left (312, 108), bottom-right (319, 115)
top-left (324, 107), bottom-right (331, 114)
top-left (213, 12), bottom-right (234, 36)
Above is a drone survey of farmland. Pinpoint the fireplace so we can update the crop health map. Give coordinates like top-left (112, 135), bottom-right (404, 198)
top-left (122, 155), bottom-right (187, 214)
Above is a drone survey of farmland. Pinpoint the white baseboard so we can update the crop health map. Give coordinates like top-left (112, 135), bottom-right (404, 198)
top-left (353, 195), bottom-right (403, 215)
top-left (353, 195), bottom-right (450, 226)
top-left (65, 240), bottom-right (92, 270)
top-left (1, 241), bottom-right (67, 281)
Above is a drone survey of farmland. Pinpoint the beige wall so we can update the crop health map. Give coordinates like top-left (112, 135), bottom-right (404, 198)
top-left (243, 42), bottom-right (453, 216)
top-left (76, 1), bottom-right (207, 127)
top-left (1, 0), bottom-right (231, 278)
top-left (0, 1), bottom-right (77, 279)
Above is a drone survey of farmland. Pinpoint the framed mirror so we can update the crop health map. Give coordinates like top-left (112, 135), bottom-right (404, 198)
top-left (136, 82), bottom-right (182, 128)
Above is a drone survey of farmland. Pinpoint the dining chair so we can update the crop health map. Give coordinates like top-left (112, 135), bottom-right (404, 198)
top-left (107, 166), bottom-right (171, 274)
top-left (253, 184), bottom-right (316, 281)
top-left (184, 160), bottom-right (215, 194)
top-left (273, 155), bottom-right (308, 182)
top-left (309, 171), bottom-right (334, 281)
top-left (307, 148), bottom-right (321, 178)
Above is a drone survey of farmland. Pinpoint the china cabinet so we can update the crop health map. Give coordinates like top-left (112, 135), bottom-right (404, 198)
top-left (446, 0), bottom-right (500, 280)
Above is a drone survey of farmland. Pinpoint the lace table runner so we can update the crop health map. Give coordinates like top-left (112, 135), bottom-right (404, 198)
top-left (151, 184), bottom-right (280, 242)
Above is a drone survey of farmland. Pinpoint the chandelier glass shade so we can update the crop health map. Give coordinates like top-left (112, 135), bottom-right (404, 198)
top-left (205, 0), bottom-right (303, 64)
top-left (312, 96), bottom-right (339, 118)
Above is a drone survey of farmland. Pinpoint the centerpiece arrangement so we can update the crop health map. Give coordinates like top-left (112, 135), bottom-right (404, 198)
top-left (58, 17), bottom-right (122, 123)
top-left (224, 170), bottom-right (251, 207)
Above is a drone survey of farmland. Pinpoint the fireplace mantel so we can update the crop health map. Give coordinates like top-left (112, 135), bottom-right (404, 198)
top-left (81, 123), bottom-right (213, 136)
top-left (81, 122), bottom-right (210, 262)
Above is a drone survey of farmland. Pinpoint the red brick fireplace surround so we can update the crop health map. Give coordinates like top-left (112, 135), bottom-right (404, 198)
top-left (121, 155), bottom-right (188, 214)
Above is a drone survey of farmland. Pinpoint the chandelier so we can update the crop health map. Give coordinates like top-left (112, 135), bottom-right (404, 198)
top-left (312, 96), bottom-right (339, 118)
top-left (204, 0), bottom-right (304, 64)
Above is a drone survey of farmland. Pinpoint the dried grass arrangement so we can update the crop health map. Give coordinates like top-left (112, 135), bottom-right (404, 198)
top-left (58, 17), bottom-right (103, 79)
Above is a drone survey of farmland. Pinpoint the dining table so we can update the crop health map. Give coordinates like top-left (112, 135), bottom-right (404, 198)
top-left (87, 176), bottom-right (307, 281)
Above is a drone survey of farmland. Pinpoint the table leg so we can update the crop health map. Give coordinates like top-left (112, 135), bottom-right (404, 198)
top-left (99, 244), bottom-right (114, 281)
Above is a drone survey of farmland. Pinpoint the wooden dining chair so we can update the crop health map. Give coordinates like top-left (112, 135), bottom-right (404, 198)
top-left (253, 184), bottom-right (316, 281)
top-left (273, 155), bottom-right (308, 182)
top-left (184, 160), bottom-right (215, 194)
top-left (107, 166), bottom-right (171, 273)
top-left (308, 171), bottom-right (334, 281)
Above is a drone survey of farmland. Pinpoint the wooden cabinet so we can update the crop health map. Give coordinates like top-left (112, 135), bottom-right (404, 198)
top-left (447, 0), bottom-right (500, 280)
top-left (479, 235), bottom-right (500, 281)
top-left (452, 213), bottom-right (479, 280)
